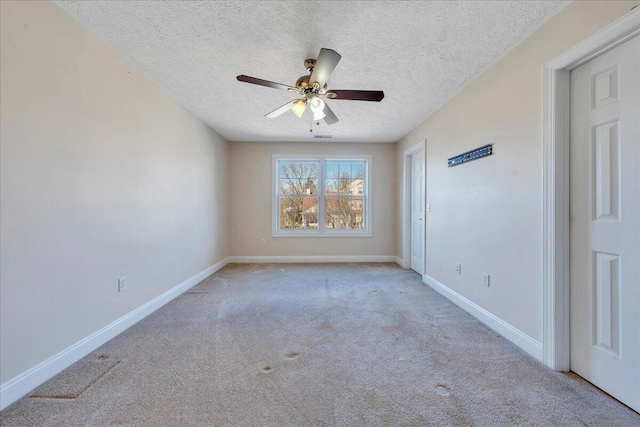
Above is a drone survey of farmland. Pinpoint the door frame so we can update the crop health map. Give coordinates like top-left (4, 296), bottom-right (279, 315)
top-left (402, 139), bottom-right (426, 272)
top-left (542, 8), bottom-right (640, 371)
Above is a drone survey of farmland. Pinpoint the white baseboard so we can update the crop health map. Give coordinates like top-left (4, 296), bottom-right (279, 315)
top-left (394, 257), bottom-right (407, 268)
top-left (422, 274), bottom-right (543, 362)
top-left (0, 257), bottom-right (230, 411)
top-left (227, 255), bottom-right (396, 263)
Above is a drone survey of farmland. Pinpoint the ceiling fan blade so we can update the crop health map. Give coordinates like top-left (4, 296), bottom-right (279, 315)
top-left (309, 48), bottom-right (341, 88)
top-left (326, 90), bottom-right (384, 102)
top-left (237, 75), bottom-right (297, 92)
top-left (265, 100), bottom-right (297, 118)
top-left (322, 102), bottom-right (339, 125)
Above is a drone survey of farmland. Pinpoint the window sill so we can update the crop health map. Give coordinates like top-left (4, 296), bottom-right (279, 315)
top-left (272, 231), bottom-right (372, 238)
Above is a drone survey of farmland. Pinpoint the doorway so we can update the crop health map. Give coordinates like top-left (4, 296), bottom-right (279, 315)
top-left (542, 9), bottom-right (640, 413)
top-left (402, 140), bottom-right (426, 274)
top-left (410, 149), bottom-right (425, 275)
top-left (569, 35), bottom-right (639, 412)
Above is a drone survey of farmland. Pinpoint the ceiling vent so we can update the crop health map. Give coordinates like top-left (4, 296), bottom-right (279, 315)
top-left (313, 135), bottom-right (333, 139)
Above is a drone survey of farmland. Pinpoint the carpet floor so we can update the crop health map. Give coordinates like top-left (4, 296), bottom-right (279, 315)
top-left (1, 263), bottom-right (638, 426)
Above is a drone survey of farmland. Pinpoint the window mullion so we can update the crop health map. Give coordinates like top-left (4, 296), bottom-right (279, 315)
top-left (319, 160), bottom-right (326, 233)
top-left (275, 158), bottom-right (280, 232)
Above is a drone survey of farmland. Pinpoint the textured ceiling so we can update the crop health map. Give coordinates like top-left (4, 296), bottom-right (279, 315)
top-left (54, 1), bottom-right (568, 143)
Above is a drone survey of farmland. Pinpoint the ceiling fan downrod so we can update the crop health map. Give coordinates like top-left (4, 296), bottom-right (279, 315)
top-left (304, 58), bottom-right (316, 74)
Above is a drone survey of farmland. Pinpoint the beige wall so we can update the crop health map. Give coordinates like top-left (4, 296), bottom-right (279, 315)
top-left (0, 1), bottom-right (230, 384)
top-left (395, 1), bottom-right (638, 343)
top-left (230, 142), bottom-right (395, 257)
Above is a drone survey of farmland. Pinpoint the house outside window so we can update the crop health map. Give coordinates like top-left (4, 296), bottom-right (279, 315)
top-left (273, 155), bottom-right (372, 237)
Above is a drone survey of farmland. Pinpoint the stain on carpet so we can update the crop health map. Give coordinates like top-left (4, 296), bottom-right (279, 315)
top-left (176, 291), bottom-right (209, 301)
top-left (29, 355), bottom-right (120, 399)
top-left (435, 384), bottom-right (451, 397)
top-left (182, 291), bottom-right (208, 297)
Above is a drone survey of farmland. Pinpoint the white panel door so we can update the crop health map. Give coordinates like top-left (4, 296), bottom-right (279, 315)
top-left (410, 149), bottom-right (425, 275)
top-left (570, 35), bottom-right (640, 412)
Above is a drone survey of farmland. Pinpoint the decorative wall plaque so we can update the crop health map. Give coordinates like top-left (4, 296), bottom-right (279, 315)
top-left (448, 144), bottom-right (493, 167)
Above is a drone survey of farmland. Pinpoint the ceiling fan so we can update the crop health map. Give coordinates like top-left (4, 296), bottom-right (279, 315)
top-left (236, 48), bottom-right (384, 125)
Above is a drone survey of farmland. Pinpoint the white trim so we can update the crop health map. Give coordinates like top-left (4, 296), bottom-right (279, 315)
top-left (401, 140), bottom-right (426, 270)
top-left (394, 256), bottom-right (406, 268)
top-left (271, 231), bottom-right (372, 238)
top-left (542, 8), bottom-right (640, 372)
top-left (227, 255), bottom-right (396, 264)
top-left (0, 257), bottom-right (230, 410)
top-left (423, 274), bottom-right (543, 361)
top-left (272, 154), bottom-right (372, 237)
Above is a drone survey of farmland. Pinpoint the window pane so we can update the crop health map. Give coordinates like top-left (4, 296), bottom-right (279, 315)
top-left (325, 161), bottom-right (366, 195)
top-left (325, 161), bottom-right (366, 179)
top-left (325, 178), bottom-right (365, 195)
top-left (279, 197), bottom-right (318, 230)
top-left (326, 212), bottom-right (364, 230)
top-left (326, 197), bottom-right (365, 229)
top-left (278, 161), bottom-right (319, 196)
top-left (350, 162), bottom-right (365, 179)
top-left (325, 161), bottom-right (339, 179)
top-left (326, 179), bottom-right (339, 194)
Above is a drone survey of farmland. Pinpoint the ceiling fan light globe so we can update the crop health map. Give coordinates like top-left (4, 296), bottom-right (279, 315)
top-left (309, 96), bottom-right (325, 113)
top-left (313, 110), bottom-right (326, 121)
top-left (291, 99), bottom-right (307, 118)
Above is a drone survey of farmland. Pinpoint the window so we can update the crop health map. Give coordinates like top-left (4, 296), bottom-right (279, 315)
top-left (273, 155), bottom-right (371, 237)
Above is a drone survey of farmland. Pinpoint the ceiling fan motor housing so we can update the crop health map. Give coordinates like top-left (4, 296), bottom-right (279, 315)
top-left (296, 75), bottom-right (311, 89)
top-left (296, 74), bottom-right (327, 96)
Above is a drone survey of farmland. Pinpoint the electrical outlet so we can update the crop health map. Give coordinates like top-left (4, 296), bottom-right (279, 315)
top-left (260, 238), bottom-right (266, 245)
top-left (456, 264), bottom-right (462, 274)
top-left (118, 277), bottom-right (127, 292)
top-left (483, 274), bottom-right (490, 287)
top-left (373, 238), bottom-right (379, 245)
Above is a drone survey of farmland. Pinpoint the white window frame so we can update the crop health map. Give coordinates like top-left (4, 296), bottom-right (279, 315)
top-left (272, 154), bottom-right (372, 237)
